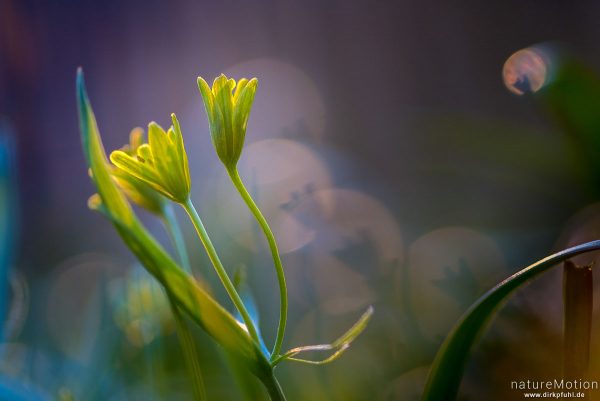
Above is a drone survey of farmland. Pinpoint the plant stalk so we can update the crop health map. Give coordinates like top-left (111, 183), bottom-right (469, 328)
top-left (261, 373), bottom-right (287, 401)
top-left (169, 299), bottom-right (208, 401)
top-left (182, 198), bottom-right (261, 344)
top-left (162, 207), bottom-right (207, 401)
top-left (563, 260), bottom-right (593, 380)
top-left (227, 167), bottom-right (288, 360)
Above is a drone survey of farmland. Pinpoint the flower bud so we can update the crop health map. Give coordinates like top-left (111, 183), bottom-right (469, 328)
top-left (197, 74), bottom-right (258, 169)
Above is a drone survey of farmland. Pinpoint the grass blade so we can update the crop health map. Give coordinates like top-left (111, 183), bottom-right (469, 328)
top-left (421, 240), bottom-right (600, 401)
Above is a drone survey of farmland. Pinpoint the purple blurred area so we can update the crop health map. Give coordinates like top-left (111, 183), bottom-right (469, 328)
top-left (2, 0), bottom-right (600, 271)
top-left (4, 2), bottom-right (600, 399)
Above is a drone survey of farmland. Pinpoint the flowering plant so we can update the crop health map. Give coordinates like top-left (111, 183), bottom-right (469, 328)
top-left (77, 69), bottom-right (372, 400)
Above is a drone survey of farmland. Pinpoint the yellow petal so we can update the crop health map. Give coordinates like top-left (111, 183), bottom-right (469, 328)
top-left (129, 127), bottom-right (144, 151)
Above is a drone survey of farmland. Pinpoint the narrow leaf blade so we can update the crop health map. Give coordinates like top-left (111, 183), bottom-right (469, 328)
top-left (421, 240), bottom-right (600, 401)
top-left (275, 306), bottom-right (373, 366)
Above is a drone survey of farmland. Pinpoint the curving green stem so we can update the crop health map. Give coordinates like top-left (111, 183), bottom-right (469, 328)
top-left (162, 206), bottom-right (207, 401)
top-left (260, 373), bottom-right (287, 401)
top-left (227, 167), bottom-right (288, 360)
top-left (182, 198), bottom-right (261, 344)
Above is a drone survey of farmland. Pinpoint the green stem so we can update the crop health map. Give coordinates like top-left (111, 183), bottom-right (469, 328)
top-left (182, 198), bottom-right (261, 344)
top-left (261, 373), bottom-right (287, 401)
top-left (168, 298), bottom-right (208, 401)
top-left (163, 204), bottom-right (191, 272)
top-left (227, 167), bottom-right (288, 360)
top-left (162, 208), bottom-right (207, 401)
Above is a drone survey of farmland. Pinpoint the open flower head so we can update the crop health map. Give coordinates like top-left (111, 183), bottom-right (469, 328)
top-left (110, 114), bottom-right (191, 204)
top-left (111, 128), bottom-right (167, 214)
top-left (197, 74), bottom-right (258, 168)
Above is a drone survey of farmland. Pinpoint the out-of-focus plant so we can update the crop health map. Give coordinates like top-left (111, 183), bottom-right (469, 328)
top-left (110, 124), bottom-right (206, 401)
top-left (77, 69), bottom-right (372, 400)
top-left (420, 241), bottom-right (600, 401)
top-left (503, 43), bottom-right (600, 189)
top-left (0, 120), bottom-right (18, 343)
top-left (0, 122), bottom-right (48, 401)
top-left (111, 265), bottom-right (176, 348)
top-left (422, 44), bottom-right (600, 401)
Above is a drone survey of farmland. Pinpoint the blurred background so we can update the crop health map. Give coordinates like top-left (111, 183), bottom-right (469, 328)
top-left (3, 0), bottom-right (600, 400)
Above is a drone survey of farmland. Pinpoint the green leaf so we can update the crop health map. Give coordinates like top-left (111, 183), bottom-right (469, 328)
top-left (538, 51), bottom-right (600, 152)
top-left (77, 70), bottom-right (133, 224)
top-left (421, 240), bottom-right (600, 401)
top-left (76, 68), bottom-right (271, 376)
top-left (272, 306), bottom-right (373, 366)
top-left (525, 44), bottom-right (600, 189)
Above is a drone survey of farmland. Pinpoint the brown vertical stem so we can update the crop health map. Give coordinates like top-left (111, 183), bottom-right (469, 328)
top-left (563, 260), bottom-right (593, 380)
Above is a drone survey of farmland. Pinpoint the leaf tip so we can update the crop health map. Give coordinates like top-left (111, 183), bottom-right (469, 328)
top-left (76, 67), bottom-right (88, 106)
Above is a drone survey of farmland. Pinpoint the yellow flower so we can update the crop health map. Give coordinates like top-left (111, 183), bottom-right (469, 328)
top-left (110, 114), bottom-right (191, 203)
top-left (197, 74), bottom-right (258, 169)
top-left (111, 128), bottom-right (167, 214)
